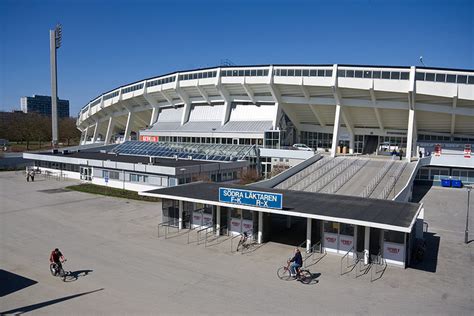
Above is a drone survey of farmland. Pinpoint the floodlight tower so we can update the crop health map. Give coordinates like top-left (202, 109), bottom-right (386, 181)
top-left (50, 24), bottom-right (62, 148)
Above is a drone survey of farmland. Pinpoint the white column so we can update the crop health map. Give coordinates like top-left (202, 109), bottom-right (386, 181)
top-left (306, 218), bottom-right (312, 252)
top-left (353, 225), bottom-right (358, 253)
top-left (216, 206), bottom-right (221, 236)
top-left (124, 111), bottom-right (134, 141)
top-left (81, 126), bottom-right (89, 145)
top-left (92, 121), bottom-right (99, 143)
top-left (364, 227), bottom-right (370, 265)
top-left (406, 108), bottom-right (415, 161)
top-left (330, 103), bottom-right (342, 157)
top-left (150, 106), bottom-right (158, 126)
top-left (178, 200), bottom-right (183, 230)
top-left (349, 133), bottom-right (355, 154)
top-left (104, 117), bottom-right (115, 145)
top-left (258, 211), bottom-right (263, 244)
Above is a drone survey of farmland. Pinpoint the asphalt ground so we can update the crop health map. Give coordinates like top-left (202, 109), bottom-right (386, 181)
top-left (0, 171), bottom-right (472, 315)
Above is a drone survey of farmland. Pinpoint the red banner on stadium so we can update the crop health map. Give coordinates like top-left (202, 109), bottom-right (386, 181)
top-left (434, 144), bottom-right (442, 157)
top-left (464, 144), bottom-right (471, 158)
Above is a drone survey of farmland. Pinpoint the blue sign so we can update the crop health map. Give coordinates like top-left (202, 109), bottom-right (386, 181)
top-left (219, 187), bottom-right (283, 210)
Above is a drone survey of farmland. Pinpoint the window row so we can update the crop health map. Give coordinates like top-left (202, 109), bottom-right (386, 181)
top-left (221, 69), bottom-right (269, 77)
top-left (179, 71), bottom-right (217, 81)
top-left (274, 68), bottom-right (332, 77)
top-left (103, 91), bottom-right (119, 101)
top-left (415, 72), bottom-right (474, 84)
top-left (146, 76), bottom-right (176, 87)
top-left (338, 69), bottom-right (409, 80)
top-left (121, 83), bottom-right (144, 94)
top-left (90, 99), bottom-right (101, 107)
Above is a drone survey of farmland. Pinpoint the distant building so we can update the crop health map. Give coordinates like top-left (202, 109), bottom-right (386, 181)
top-left (20, 95), bottom-right (69, 118)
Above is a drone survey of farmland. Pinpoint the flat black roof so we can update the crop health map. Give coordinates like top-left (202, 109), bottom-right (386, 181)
top-left (37, 151), bottom-right (218, 167)
top-left (144, 182), bottom-right (421, 232)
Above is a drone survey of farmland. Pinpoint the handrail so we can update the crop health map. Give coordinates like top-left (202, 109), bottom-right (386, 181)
top-left (157, 219), bottom-right (177, 238)
top-left (204, 224), bottom-right (228, 247)
top-left (230, 228), bottom-right (255, 253)
top-left (370, 251), bottom-right (387, 282)
top-left (196, 225), bottom-right (214, 245)
top-left (340, 246), bottom-right (355, 275)
top-left (187, 225), bottom-right (200, 244)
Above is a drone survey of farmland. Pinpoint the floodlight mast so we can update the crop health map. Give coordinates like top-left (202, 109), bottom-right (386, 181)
top-left (50, 24), bottom-right (62, 148)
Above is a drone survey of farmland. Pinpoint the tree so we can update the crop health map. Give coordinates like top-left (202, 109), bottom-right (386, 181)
top-left (59, 117), bottom-right (81, 146)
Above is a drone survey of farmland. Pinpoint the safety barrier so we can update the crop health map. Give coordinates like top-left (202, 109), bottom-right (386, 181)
top-left (230, 228), bottom-right (255, 253)
top-left (361, 160), bottom-right (395, 198)
top-left (204, 225), bottom-right (229, 247)
top-left (157, 219), bottom-right (179, 238)
top-left (276, 155), bottom-right (329, 190)
top-left (196, 225), bottom-right (214, 245)
top-left (303, 241), bottom-right (326, 268)
top-left (370, 252), bottom-right (387, 282)
top-left (307, 158), bottom-right (357, 192)
top-left (340, 246), bottom-right (356, 275)
top-left (290, 157), bottom-right (343, 191)
top-left (321, 159), bottom-right (369, 194)
top-left (379, 162), bottom-right (407, 199)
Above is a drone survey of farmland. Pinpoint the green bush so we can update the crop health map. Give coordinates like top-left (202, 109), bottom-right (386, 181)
top-left (66, 183), bottom-right (161, 202)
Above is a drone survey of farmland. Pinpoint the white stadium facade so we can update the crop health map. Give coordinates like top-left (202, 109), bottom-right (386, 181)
top-left (77, 64), bottom-right (474, 161)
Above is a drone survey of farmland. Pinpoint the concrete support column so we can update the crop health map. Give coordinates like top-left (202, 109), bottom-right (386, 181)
top-left (92, 121), bottom-right (99, 143)
top-left (306, 218), bottom-right (312, 252)
top-left (258, 211), bottom-right (263, 244)
top-left (82, 126), bottom-right (89, 145)
top-left (104, 117), bottom-right (115, 145)
top-left (216, 206), bottom-right (221, 236)
top-left (349, 133), bottom-right (355, 154)
top-left (406, 108), bottom-right (415, 161)
top-left (178, 200), bottom-right (183, 230)
top-left (150, 106), bottom-right (158, 126)
top-left (330, 103), bottom-right (342, 157)
top-left (354, 225), bottom-right (358, 253)
top-left (364, 227), bottom-right (370, 265)
top-left (124, 111), bottom-right (134, 141)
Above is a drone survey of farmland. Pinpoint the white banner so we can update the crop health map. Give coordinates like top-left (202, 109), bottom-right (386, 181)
top-left (192, 212), bottom-right (203, 228)
top-left (230, 218), bottom-right (242, 234)
top-left (339, 235), bottom-right (354, 253)
top-left (242, 219), bottom-right (253, 237)
top-left (202, 213), bottom-right (213, 227)
top-left (383, 241), bottom-right (405, 263)
top-left (323, 232), bottom-right (339, 252)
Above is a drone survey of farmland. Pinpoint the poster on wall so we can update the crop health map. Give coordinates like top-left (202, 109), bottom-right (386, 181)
top-left (383, 242), bottom-right (405, 263)
top-left (202, 213), bottom-right (213, 226)
top-left (323, 233), bottom-right (339, 252)
top-left (464, 144), bottom-right (471, 158)
top-left (242, 219), bottom-right (253, 237)
top-left (434, 144), bottom-right (442, 157)
top-left (192, 212), bottom-right (203, 228)
top-left (338, 235), bottom-right (354, 253)
top-left (230, 218), bottom-right (242, 234)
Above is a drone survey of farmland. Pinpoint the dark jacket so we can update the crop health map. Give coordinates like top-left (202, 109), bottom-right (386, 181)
top-left (290, 251), bottom-right (303, 266)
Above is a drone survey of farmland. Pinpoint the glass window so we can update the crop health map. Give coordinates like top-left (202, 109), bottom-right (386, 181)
top-left (263, 70), bottom-right (269, 76)
top-left (390, 72), bottom-right (400, 80)
top-left (468, 76), bottom-right (474, 84)
top-left (230, 208), bottom-right (241, 218)
top-left (337, 70), bottom-right (345, 77)
top-left (346, 70), bottom-right (354, 77)
top-left (457, 75), bottom-right (467, 84)
top-left (251, 69), bottom-right (257, 76)
top-left (324, 221), bottom-right (339, 233)
top-left (302, 69), bottom-right (309, 76)
top-left (238, 70), bottom-right (244, 76)
top-left (382, 71), bottom-right (390, 79)
top-left (340, 223), bottom-right (354, 236)
top-left (446, 74), bottom-right (456, 83)
top-left (363, 71), bottom-right (372, 78)
top-left (400, 72), bottom-right (409, 80)
top-left (384, 230), bottom-right (404, 244)
top-left (310, 70), bottom-right (317, 77)
top-left (373, 71), bottom-right (381, 79)
top-left (281, 69), bottom-right (288, 76)
top-left (295, 69), bottom-right (302, 76)
top-left (317, 69), bottom-right (325, 77)
top-left (242, 210), bottom-right (252, 220)
top-left (435, 73), bottom-right (446, 82)
top-left (425, 73), bottom-right (435, 81)
top-left (355, 70), bottom-right (363, 78)
top-left (326, 69), bottom-right (333, 77)
top-left (288, 69), bottom-right (295, 76)
top-left (256, 69), bottom-right (263, 76)
top-left (244, 70), bottom-right (250, 76)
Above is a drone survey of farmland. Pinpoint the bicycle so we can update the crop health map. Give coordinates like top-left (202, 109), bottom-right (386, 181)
top-left (277, 260), bottom-right (312, 284)
top-left (50, 259), bottom-right (69, 282)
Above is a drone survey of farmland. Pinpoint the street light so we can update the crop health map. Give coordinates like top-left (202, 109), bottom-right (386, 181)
top-left (465, 185), bottom-right (472, 244)
top-left (50, 23), bottom-right (62, 148)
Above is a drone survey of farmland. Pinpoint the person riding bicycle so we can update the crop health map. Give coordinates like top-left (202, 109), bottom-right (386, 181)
top-left (289, 248), bottom-right (303, 277)
top-left (49, 248), bottom-right (66, 275)
top-left (236, 232), bottom-right (248, 252)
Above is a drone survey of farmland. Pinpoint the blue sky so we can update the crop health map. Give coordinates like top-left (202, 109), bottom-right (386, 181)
top-left (0, 0), bottom-right (472, 115)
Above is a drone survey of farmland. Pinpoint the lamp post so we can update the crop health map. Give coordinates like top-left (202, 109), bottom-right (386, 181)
top-left (50, 24), bottom-right (62, 148)
top-left (465, 185), bottom-right (472, 244)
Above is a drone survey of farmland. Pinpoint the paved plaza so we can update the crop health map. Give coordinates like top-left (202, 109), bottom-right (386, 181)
top-left (0, 171), bottom-right (472, 315)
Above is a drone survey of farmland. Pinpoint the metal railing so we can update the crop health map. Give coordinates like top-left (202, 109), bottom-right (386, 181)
top-left (230, 228), bottom-right (255, 253)
top-left (276, 155), bottom-right (331, 190)
top-left (370, 252), bottom-right (387, 282)
top-left (302, 241), bottom-right (326, 268)
top-left (340, 246), bottom-right (356, 276)
top-left (361, 160), bottom-right (394, 198)
top-left (321, 159), bottom-right (369, 194)
top-left (204, 225), bottom-right (229, 247)
top-left (379, 162), bottom-right (407, 199)
top-left (157, 219), bottom-right (179, 238)
top-left (196, 225), bottom-right (214, 245)
top-left (307, 158), bottom-right (356, 192)
top-left (355, 252), bottom-right (371, 279)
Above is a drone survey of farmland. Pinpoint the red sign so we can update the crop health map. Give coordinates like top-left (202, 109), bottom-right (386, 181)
top-left (326, 237), bottom-right (336, 243)
top-left (387, 247), bottom-right (400, 254)
top-left (341, 239), bottom-right (352, 246)
top-left (464, 144), bottom-right (471, 158)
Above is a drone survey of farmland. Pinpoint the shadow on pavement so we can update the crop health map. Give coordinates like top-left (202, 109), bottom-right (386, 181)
top-left (64, 270), bottom-right (94, 282)
top-left (0, 270), bottom-right (38, 297)
top-left (0, 288), bottom-right (104, 314)
top-left (411, 183), bottom-right (434, 203)
top-left (409, 232), bottom-right (440, 273)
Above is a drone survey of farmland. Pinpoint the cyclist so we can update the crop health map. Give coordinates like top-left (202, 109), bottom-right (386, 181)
top-left (289, 248), bottom-right (303, 277)
top-left (49, 248), bottom-right (66, 275)
top-left (236, 232), bottom-right (248, 252)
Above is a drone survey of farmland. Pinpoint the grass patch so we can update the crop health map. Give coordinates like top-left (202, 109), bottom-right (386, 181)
top-left (66, 183), bottom-right (161, 202)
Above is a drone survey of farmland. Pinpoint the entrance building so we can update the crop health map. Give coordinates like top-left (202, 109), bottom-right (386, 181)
top-left (141, 182), bottom-right (423, 268)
